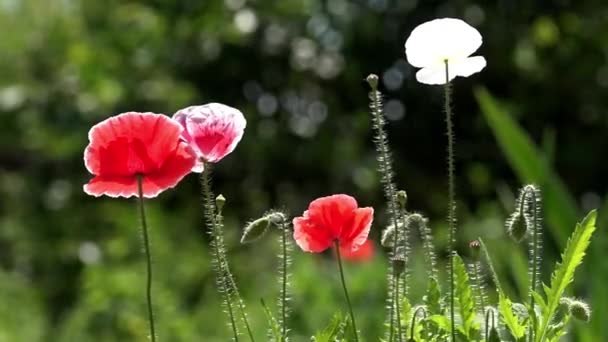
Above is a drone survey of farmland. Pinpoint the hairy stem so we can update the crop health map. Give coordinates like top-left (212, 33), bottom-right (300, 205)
top-left (136, 175), bottom-right (156, 342)
top-left (279, 220), bottom-right (290, 341)
top-left (335, 241), bottom-right (359, 342)
top-left (200, 169), bottom-right (240, 341)
top-left (366, 75), bottom-right (402, 340)
top-left (444, 60), bottom-right (457, 342)
top-left (394, 268), bottom-right (404, 342)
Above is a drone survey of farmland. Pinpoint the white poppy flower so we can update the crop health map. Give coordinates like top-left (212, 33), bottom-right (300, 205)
top-left (405, 18), bottom-right (486, 85)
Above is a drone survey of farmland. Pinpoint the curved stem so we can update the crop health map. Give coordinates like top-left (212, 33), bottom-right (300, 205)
top-left (136, 175), bottom-right (156, 342)
top-left (335, 241), bottom-right (359, 342)
top-left (443, 60), bottom-right (457, 342)
top-left (410, 306), bottom-right (428, 341)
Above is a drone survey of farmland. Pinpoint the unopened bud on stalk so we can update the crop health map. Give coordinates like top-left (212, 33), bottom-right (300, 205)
top-left (507, 212), bottom-right (527, 242)
top-left (366, 74), bottom-right (379, 89)
top-left (569, 300), bottom-right (591, 322)
top-left (469, 240), bottom-right (481, 260)
top-left (215, 194), bottom-right (226, 213)
top-left (240, 217), bottom-right (270, 244)
top-left (396, 190), bottom-right (408, 208)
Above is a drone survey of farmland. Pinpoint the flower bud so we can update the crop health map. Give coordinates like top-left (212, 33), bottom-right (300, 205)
top-left (507, 212), bottom-right (527, 242)
top-left (215, 194), bottom-right (226, 212)
top-left (469, 240), bottom-right (481, 260)
top-left (405, 213), bottom-right (427, 233)
top-left (569, 300), bottom-right (591, 322)
top-left (366, 74), bottom-right (379, 89)
top-left (240, 217), bottom-right (270, 244)
top-left (396, 190), bottom-right (407, 208)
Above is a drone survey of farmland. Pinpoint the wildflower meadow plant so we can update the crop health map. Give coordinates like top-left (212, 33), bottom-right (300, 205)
top-left (83, 111), bottom-right (197, 341)
top-left (83, 16), bottom-right (597, 342)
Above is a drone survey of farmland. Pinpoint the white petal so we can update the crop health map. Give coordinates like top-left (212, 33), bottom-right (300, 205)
top-left (415, 65), bottom-right (456, 85)
top-left (405, 18), bottom-right (482, 68)
top-left (451, 56), bottom-right (486, 78)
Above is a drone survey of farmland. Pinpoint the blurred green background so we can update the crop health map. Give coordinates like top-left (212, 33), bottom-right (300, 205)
top-left (1, 0), bottom-right (607, 341)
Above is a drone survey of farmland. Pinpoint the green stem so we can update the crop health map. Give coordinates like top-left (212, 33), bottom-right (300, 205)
top-left (200, 170), bottom-right (240, 341)
top-left (444, 60), bottom-right (457, 342)
top-left (473, 261), bottom-right (486, 314)
top-left (410, 306), bottom-right (427, 341)
top-left (367, 77), bottom-right (401, 340)
top-left (527, 188), bottom-right (539, 341)
top-left (335, 241), bottom-right (359, 342)
top-left (280, 221), bottom-right (288, 341)
top-left (394, 269), bottom-right (403, 342)
top-left (136, 175), bottom-right (156, 342)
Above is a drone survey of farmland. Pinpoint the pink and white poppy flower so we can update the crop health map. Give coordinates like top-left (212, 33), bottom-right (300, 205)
top-left (172, 103), bottom-right (247, 172)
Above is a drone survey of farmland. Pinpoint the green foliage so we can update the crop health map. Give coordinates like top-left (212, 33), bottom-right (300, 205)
top-left (498, 293), bottom-right (526, 340)
top-left (534, 210), bottom-right (597, 342)
top-left (475, 87), bottom-right (578, 247)
top-left (424, 277), bottom-right (443, 316)
top-left (312, 312), bottom-right (348, 342)
top-left (453, 255), bottom-right (479, 339)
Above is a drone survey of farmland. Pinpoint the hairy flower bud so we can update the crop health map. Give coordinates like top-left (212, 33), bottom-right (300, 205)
top-left (240, 217), bottom-right (270, 244)
top-left (469, 240), bottom-right (481, 260)
top-left (366, 74), bottom-right (379, 89)
top-left (569, 300), bottom-right (591, 322)
top-left (215, 194), bottom-right (226, 212)
top-left (507, 212), bottom-right (527, 242)
top-left (396, 190), bottom-right (407, 208)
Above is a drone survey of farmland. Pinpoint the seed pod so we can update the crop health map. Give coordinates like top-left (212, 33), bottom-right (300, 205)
top-left (240, 217), bottom-right (270, 244)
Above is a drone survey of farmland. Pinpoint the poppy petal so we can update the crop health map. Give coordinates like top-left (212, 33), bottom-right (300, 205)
top-left (146, 142), bottom-right (197, 194)
top-left (173, 103), bottom-right (246, 164)
top-left (339, 239), bottom-right (375, 262)
top-left (85, 112), bottom-right (183, 175)
top-left (340, 207), bottom-right (374, 252)
top-left (307, 194), bottom-right (358, 238)
top-left (83, 175), bottom-right (139, 198)
top-left (293, 215), bottom-right (334, 253)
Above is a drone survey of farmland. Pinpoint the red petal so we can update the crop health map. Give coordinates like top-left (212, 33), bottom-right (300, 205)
top-left (339, 207), bottom-right (374, 252)
top-left (293, 215), bottom-right (334, 253)
top-left (339, 239), bottom-right (375, 262)
top-left (84, 112), bottom-right (183, 176)
top-left (83, 175), bottom-right (139, 198)
top-left (145, 142), bottom-right (196, 195)
top-left (306, 194), bottom-right (358, 238)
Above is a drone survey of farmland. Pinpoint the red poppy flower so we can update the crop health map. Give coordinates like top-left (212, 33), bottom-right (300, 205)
top-left (338, 239), bottom-right (375, 262)
top-left (83, 112), bottom-right (196, 198)
top-left (293, 194), bottom-right (374, 253)
top-left (172, 103), bottom-right (246, 172)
